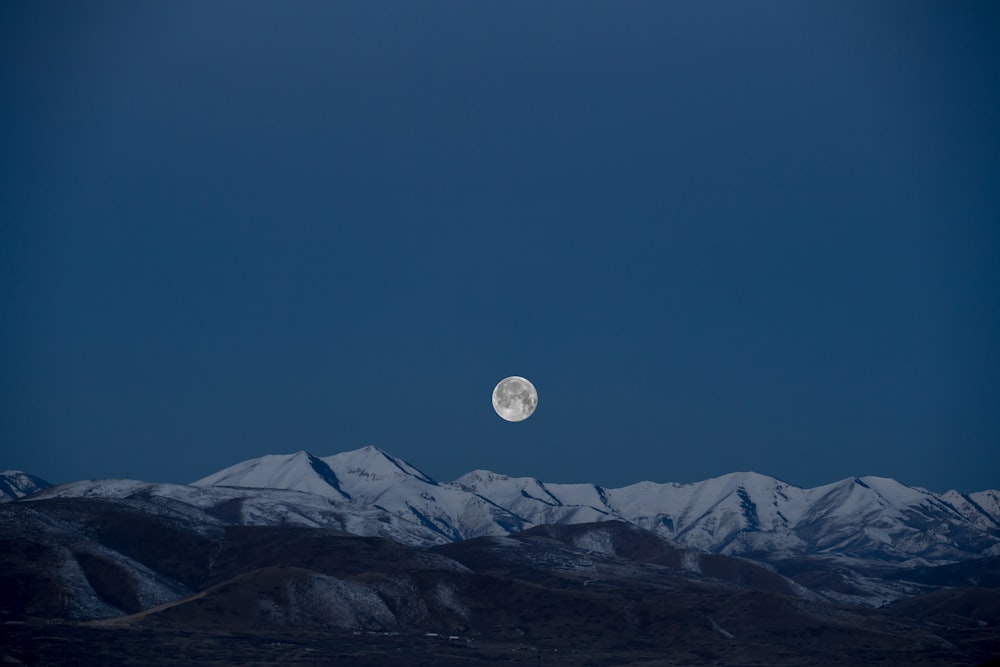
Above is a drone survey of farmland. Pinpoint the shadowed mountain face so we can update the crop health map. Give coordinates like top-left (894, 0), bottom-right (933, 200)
top-left (2, 492), bottom-right (999, 666)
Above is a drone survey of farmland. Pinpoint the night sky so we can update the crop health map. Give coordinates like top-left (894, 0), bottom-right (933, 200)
top-left (3, 2), bottom-right (998, 493)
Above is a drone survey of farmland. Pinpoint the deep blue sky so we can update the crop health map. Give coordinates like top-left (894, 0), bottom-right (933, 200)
top-left (2, 2), bottom-right (998, 492)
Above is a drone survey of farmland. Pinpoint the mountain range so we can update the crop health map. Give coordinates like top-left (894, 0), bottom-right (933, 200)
top-left (188, 446), bottom-right (1000, 567)
top-left (3, 446), bottom-right (999, 665)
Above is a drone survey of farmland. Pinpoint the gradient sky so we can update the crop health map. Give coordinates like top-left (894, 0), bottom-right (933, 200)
top-left (2, 2), bottom-right (998, 493)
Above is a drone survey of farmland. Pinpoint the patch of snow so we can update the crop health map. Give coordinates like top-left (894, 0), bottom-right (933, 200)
top-left (707, 616), bottom-right (734, 639)
top-left (55, 548), bottom-right (123, 620)
top-left (681, 550), bottom-right (701, 574)
top-left (260, 574), bottom-right (395, 630)
top-left (572, 529), bottom-right (615, 556)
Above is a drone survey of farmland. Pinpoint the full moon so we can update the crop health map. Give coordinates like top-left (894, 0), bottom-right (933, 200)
top-left (492, 376), bottom-right (538, 422)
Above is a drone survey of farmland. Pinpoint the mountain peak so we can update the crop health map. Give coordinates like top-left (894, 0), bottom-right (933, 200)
top-left (714, 470), bottom-right (787, 484)
top-left (192, 451), bottom-right (348, 500)
top-left (454, 469), bottom-right (510, 486)
top-left (845, 475), bottom-right (934, 506)
top-left (322, 446), bottom-right (435, 485)
top-left (0, 470), bottom-right (52, 501)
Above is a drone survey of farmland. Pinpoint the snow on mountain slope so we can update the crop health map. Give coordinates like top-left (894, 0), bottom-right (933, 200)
top-left (322, 446), bottom-right (529, 540)
top-left (0, 470), bottom-right (52, 501)
top-left (29, 479), bottom-right (444, 546)
top-left (941, 489), bottom-right (1000, 531)
top-left (35, 446), bottom-right (998, 565)
top-left (970, 489), bottom-right (1000, 520)
top-left (453, 470), bottom-right (614, 526)
top-left (192, 451), bottom-right (349, 500)
top-left (761, 476), bottom-right (1000, 563)
top-left (456, 469), bottom-right (803, 550)
top-left (190, 446), bottom-right (999, 564)
top-left (322, 445), bottom-right (434, 488)
top-left (612, 472), bottom-right (804, 551)
top-left (456, 466), bottom-right (999, 563)
top-left (0, 497), bottom-right (197, 619)
top-left (192, 446), bottom-right (529, 541)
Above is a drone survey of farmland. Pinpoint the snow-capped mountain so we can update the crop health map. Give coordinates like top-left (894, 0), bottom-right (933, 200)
top-left (30, 478), bottom-right (444, 547)
top-left (7, 448), bottom-right (998, 660)
top-left (459, 469), bottom-right (1000, 563)
top-left (189, 446), bottom-right (1000, 565)
top-left (194, 446), bottom-right (528, 541)
top-left (0, 470), bottom-right (52, 501)
top-left (193, 451), bottom-right (350, 501)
